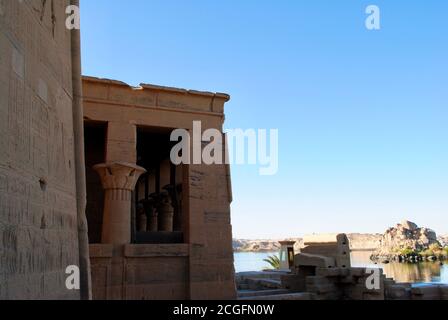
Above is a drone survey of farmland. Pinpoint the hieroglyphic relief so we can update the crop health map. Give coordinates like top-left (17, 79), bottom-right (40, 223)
top-left (48, 113), bottom-right (66, 184)
top-left (31, 94), bottom-right (49, 177)
top-left (39, 0), bottom-right (47, 21)
top-left (31, 0), bottom-right (56, 38)
top-left (8, 72), bottom-right (31, 171)
top-left (50, 0), bottom-right (56, 37)
top-left (0, 0), bottom-right (4, 17)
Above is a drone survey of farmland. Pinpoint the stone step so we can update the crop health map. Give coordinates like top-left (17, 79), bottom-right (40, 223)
top-left (239, 292), bottom-right (315, 300)
top-left (235, 271), bottom-right (288, 282)
top-left (246, 278), bottom-right (282, 290)
top-left (237, 284), bottom-right (250, 290)
top-left (238, 289), bottom-right (291, 298)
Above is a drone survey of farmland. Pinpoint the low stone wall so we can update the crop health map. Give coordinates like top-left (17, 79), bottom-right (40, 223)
top-left (282, 267), bottom-right (448, 300)
top-left (90, 244), bottom-right (189, 300)
top-left (238, 269), bottom-right (448, 300)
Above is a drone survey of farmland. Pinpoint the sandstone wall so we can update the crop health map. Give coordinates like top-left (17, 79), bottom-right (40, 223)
top-left (90, 244), bottom-right (190, 300)
top-left (0, 0), bottom-right (81, 299)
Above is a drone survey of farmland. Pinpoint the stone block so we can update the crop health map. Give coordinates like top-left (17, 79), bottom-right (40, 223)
top-left (349, 267), bottom-right (368, 277)
top-left (411, 285), bottom-right (442, 300)
top-left (305, 276), bottom-right (336, 293)
top-left (440, 285), bottom-right (448, 300)
top-left (386, 285), bottom-right (412, 300)
top-left (316, 267), bottom-right (345, 277)
top-left (295, 253), bottom-right (335, 268)
top-left (240, 292), bottom-right (315, 300)
top-left (280, 274), bottom-right (306, 292)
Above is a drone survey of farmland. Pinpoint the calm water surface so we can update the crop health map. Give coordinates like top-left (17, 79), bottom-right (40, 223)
top-left (234, 251), bottom-right (448, 284)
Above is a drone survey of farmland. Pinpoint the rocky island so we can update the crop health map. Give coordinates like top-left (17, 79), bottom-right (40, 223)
top-left (371, 221), bottom-right (448, 262)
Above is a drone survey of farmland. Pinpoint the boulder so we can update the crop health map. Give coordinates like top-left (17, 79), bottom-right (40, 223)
top-left (401, 220), bottom-right (418, 231)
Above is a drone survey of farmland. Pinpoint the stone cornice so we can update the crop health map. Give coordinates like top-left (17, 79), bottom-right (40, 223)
top-left (82, 75), bottom-right (230, 101)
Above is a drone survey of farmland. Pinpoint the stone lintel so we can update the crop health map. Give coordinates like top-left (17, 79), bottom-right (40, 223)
top-left (83, 76), bottom-right (230, 102)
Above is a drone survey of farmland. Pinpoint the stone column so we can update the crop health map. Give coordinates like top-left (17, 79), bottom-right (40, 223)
top-left (137, 204), bottom-right (147, 232)
top-left (157, 192), bottom-right (174, 232)
top-left (94, 162), bottom-right (146, 244)
top-left (142, 198), bottom-right (158, 232)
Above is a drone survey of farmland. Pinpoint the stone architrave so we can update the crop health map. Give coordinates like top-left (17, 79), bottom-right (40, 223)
top-left (94, 162), bottom-right (146, 244)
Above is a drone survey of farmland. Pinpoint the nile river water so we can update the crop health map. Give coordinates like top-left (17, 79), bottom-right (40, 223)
top-left (234, 251), bottom-right (448, 285)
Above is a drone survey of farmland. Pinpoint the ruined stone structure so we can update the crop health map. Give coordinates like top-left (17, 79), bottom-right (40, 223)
top-left (237, 234), bottom-right (448, 300)
top-left (299, 233), bottom-right (351, 268)
top-left (83, 77), bottom-right (236, 300)
top-left (0, 0), bottom-right (90, 299)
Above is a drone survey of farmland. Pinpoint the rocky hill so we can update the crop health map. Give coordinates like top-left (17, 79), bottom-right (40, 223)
top-left (372, 220), bottom-right (440, 259)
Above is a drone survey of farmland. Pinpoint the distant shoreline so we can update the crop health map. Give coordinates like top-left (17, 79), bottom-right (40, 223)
top-left (350, 248), bottom-right (376, 252)
top-left (234, 248), bottom-right (376, 253)
top-left (233, 234), bottom-right (383, 253)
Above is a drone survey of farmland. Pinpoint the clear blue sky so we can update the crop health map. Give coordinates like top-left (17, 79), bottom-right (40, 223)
top-left (81, 1), bottom-right (448, 238)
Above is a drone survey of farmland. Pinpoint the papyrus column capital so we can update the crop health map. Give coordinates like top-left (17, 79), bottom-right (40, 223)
top-left (93, 162), bottom-right (146, 191)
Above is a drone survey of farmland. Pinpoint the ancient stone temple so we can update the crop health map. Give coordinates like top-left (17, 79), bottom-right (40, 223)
top-left (1, 1), bottom-right (236, 300)
top-left (83, 77), bottom-right (236, 300)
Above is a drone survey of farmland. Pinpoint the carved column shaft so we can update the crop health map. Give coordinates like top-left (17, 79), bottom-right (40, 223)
top-left (94, 162), bottom-right (146, 245)
top-left (142, 200), bottom-right (158, 232)
top-left (157, 193), bottom-right (174, 232)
